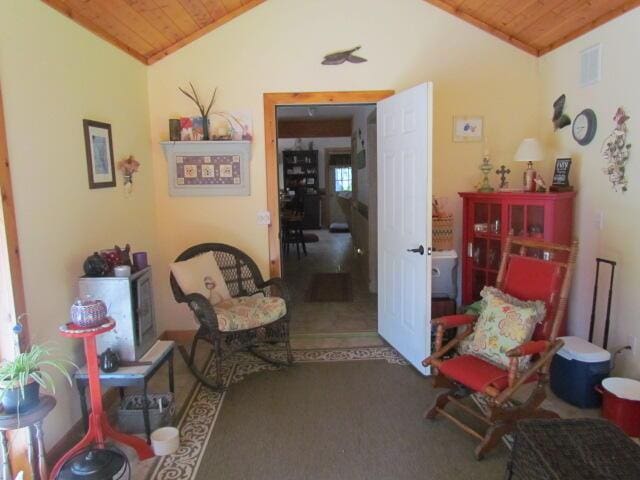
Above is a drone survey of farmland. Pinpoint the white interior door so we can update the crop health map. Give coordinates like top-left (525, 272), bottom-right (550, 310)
top-left (377, 83), bottom-right (432, 375)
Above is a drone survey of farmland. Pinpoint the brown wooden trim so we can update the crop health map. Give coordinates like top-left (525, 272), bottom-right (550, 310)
top-left (40, 0), bottom-right (149, 64)
top-left (264, 90), bottom-right (394, 278)
top-left (537, 1), bottom-right (640, 56)
top-left (146, 0), bottom-right (266, 64)
top-left (277, 118), bottom-right (352, 138)
top-left (161, 329), bottom-right (197, 345)
top-left (421, 0), bottom-right (540, 56)
top-left (0, 85), bottom-right (29, 350)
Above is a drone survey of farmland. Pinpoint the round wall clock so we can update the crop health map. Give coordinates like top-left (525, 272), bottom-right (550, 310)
top-left (572, 109), bottom-right (597, 145)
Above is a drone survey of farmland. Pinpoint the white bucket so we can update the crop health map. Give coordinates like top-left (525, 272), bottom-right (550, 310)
top-left (151, 427), bottom-right (180, 456)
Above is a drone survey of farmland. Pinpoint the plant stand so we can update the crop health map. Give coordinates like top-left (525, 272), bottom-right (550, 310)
top-left (0, 395), bottom-right (56, 480)
top-left (49, 320), bottom-right (153, 479)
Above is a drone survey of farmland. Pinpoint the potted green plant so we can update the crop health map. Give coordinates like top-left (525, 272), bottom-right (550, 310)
top-left (0, 344), bottom-right (76, 414)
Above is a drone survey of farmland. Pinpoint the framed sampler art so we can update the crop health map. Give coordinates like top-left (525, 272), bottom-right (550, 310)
top-left (161, 141), bottom-right (251, 196)
top-left (83, 119), bottom-right (116, 189)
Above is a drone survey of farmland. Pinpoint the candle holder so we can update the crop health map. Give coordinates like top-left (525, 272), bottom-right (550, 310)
top-left (477, 156), bottom-right (494, 192)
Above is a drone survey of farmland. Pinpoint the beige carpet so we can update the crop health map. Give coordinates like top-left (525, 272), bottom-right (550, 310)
top-left (150, 347), bottom-right (508, 480)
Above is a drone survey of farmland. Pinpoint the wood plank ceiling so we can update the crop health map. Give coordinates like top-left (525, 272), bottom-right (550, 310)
top-left (424, 0), bottom-right (640, 56)
top-left (41, 0), bottom-right (639, 64)
top-left (41, 0), bottom-right (266, 64)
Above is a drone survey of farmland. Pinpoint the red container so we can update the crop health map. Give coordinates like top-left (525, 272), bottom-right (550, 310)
top-left (596, 377), bottom-right (640, 437)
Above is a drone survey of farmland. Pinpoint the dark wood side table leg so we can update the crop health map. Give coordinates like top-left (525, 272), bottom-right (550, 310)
top-left (0, 431), bottom-right (12, 480)
top-left (142, 382), bottom-right (151, 444)
top-left (77, 380), bottom-right (89, 433)
top-left (168, 349), bottom-right (175, 395)
top-left (34, 421), bottom-right (47, 480)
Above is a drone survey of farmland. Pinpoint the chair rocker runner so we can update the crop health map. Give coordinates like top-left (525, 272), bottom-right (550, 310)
top-left (170, 243), bottom-right (294, 390)
top-left (423, 235), bottom-right (578, 459)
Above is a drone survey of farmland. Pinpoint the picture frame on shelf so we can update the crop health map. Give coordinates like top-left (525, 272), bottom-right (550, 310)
top-left (453, 116), bottom-right (483, 142)
top-left (83, 119), bottom-right (116, 189)
top-left (550, 157), bottom-right (573, 192)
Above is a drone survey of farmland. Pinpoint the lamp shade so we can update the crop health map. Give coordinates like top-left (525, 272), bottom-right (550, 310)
top-left (514, 138), bottom-right (543, 163)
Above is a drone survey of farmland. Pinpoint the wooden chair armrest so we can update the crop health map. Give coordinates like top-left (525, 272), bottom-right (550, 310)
top-left (506, 340), bottom-right (550, 358)
top-left (257, 277), bottom-right (290, 302)
top-left (495, 339), bottom-right (565, 405)
top-left (432, 314), bottom-right (478, 329)
top-left (422, 328), bottom-right (474, 367)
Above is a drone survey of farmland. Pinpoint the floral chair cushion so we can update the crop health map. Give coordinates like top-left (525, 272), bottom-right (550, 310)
top-left (214, 296), bottom-right (286, 332)
top-left (462, 287), bottom-right (545, 370)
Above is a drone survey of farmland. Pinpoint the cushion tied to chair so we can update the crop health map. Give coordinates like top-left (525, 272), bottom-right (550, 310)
top-left (214, 296), bottom-right (287, 332)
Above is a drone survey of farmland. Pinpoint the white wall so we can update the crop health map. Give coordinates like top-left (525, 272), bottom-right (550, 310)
top-left (352, 105), bottom-right (376, 205)
top-left (538, 8), bottom-right (640, 377)
top-left (147, 0), bottom-right (540, 332)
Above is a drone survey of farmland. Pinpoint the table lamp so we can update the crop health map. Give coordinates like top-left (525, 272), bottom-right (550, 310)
top-left (514, 138), bottom-right (543, 192)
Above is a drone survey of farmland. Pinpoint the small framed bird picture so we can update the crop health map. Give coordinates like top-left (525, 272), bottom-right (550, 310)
top-left (453, 116), bottom-right (483, 142)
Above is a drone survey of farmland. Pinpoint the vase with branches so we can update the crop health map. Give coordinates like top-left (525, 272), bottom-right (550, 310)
top-left (179, 82), bottom-right (217, 141)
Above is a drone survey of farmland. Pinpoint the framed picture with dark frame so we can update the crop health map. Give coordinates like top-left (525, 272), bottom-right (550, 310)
top-left (83, 119), bottom-right (115, 189)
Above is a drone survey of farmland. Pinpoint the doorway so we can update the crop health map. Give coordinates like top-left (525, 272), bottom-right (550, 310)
top-left (274, 103), bottom-right (378, 335)
top-left (264, 86), bottom-right (433, 373)
top-left (263, 91), bottom-right (393, 277)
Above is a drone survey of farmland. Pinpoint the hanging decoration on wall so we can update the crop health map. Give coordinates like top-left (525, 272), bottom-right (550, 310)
top-left (601, 107), bottom-right (631, 192)
top-left (552, 94), bottom-right (571, 131)
top-left (178, 82), bottom-right (217, 140)
top-left (321, 46), bottom-right (367, 65)
top-left (117, 155), bottom-right (140, 195)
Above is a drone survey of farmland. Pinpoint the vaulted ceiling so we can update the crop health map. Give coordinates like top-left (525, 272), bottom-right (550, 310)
top-left (424, 0), bottom-right (640, 56)
top-left (41, 0), bottom-right (266, 64)
top-left (42, 0), bottom-right (639, 64)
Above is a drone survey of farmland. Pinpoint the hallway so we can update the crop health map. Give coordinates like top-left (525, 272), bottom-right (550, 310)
top-left (283, 229), bottom-right (377, 335)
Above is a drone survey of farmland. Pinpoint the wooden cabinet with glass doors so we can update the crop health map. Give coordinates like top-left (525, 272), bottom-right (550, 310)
top-left (459, 192), bottom-right (576, 305)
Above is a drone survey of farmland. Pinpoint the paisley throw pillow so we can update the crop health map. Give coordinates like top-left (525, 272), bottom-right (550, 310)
top-left (466, 287), bottom-right (546, 370)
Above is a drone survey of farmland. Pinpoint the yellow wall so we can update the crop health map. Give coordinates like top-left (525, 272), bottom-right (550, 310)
top-left (538, 8), bottom-right (640, 377)
top-left (147, 0), bottom-right (540, 331)
top-left (0, 0), bottom-right (156, 447)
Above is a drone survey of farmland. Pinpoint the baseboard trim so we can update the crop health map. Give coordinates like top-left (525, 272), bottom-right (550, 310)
top-left (161, 329), bottom-right (197, 345)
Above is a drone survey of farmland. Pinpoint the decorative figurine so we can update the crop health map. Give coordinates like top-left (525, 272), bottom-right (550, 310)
top-left (99, 348), bottom-right (120, 373)
top-left (83, 252), bottom-right (110, 277)
top-left (495, 165), bottom-right (511, 189)
top-left (534, 175), bottom-right (547, 192)
top-left (477, 155), bottom-right (494, 192)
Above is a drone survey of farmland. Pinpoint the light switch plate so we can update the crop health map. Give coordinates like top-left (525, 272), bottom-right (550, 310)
top-left (257, 211), bottom-right (271, 225)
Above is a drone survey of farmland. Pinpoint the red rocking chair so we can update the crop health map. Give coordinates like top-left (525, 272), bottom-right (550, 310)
top-left (423, 236), bottom-right (578, 459)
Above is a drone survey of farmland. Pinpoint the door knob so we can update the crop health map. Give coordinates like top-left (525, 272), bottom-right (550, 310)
top-left (407, 245), bottom-right (425, 255)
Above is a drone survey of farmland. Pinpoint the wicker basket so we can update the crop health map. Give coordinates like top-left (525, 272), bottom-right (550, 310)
top-left (432, 216), bottom-right (454, 251)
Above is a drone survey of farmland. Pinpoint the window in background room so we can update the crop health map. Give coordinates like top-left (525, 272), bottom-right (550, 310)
top-left (335, 167), bottom-right (352, 192)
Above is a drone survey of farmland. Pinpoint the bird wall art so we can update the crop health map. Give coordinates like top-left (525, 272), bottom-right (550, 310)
top-left (552, 94), bottom-right (571, 131)
top-left (321, 46), bottom-right (367, 65)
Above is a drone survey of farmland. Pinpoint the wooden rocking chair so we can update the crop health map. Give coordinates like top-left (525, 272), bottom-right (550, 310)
top-left (170, 243), bottom-right (294, 390)
top-left (422, 236), bottom-right (578, 459)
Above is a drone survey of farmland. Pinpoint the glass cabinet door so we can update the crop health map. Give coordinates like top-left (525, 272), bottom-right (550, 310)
top-left (509, 204), bottom-right (545, 238)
